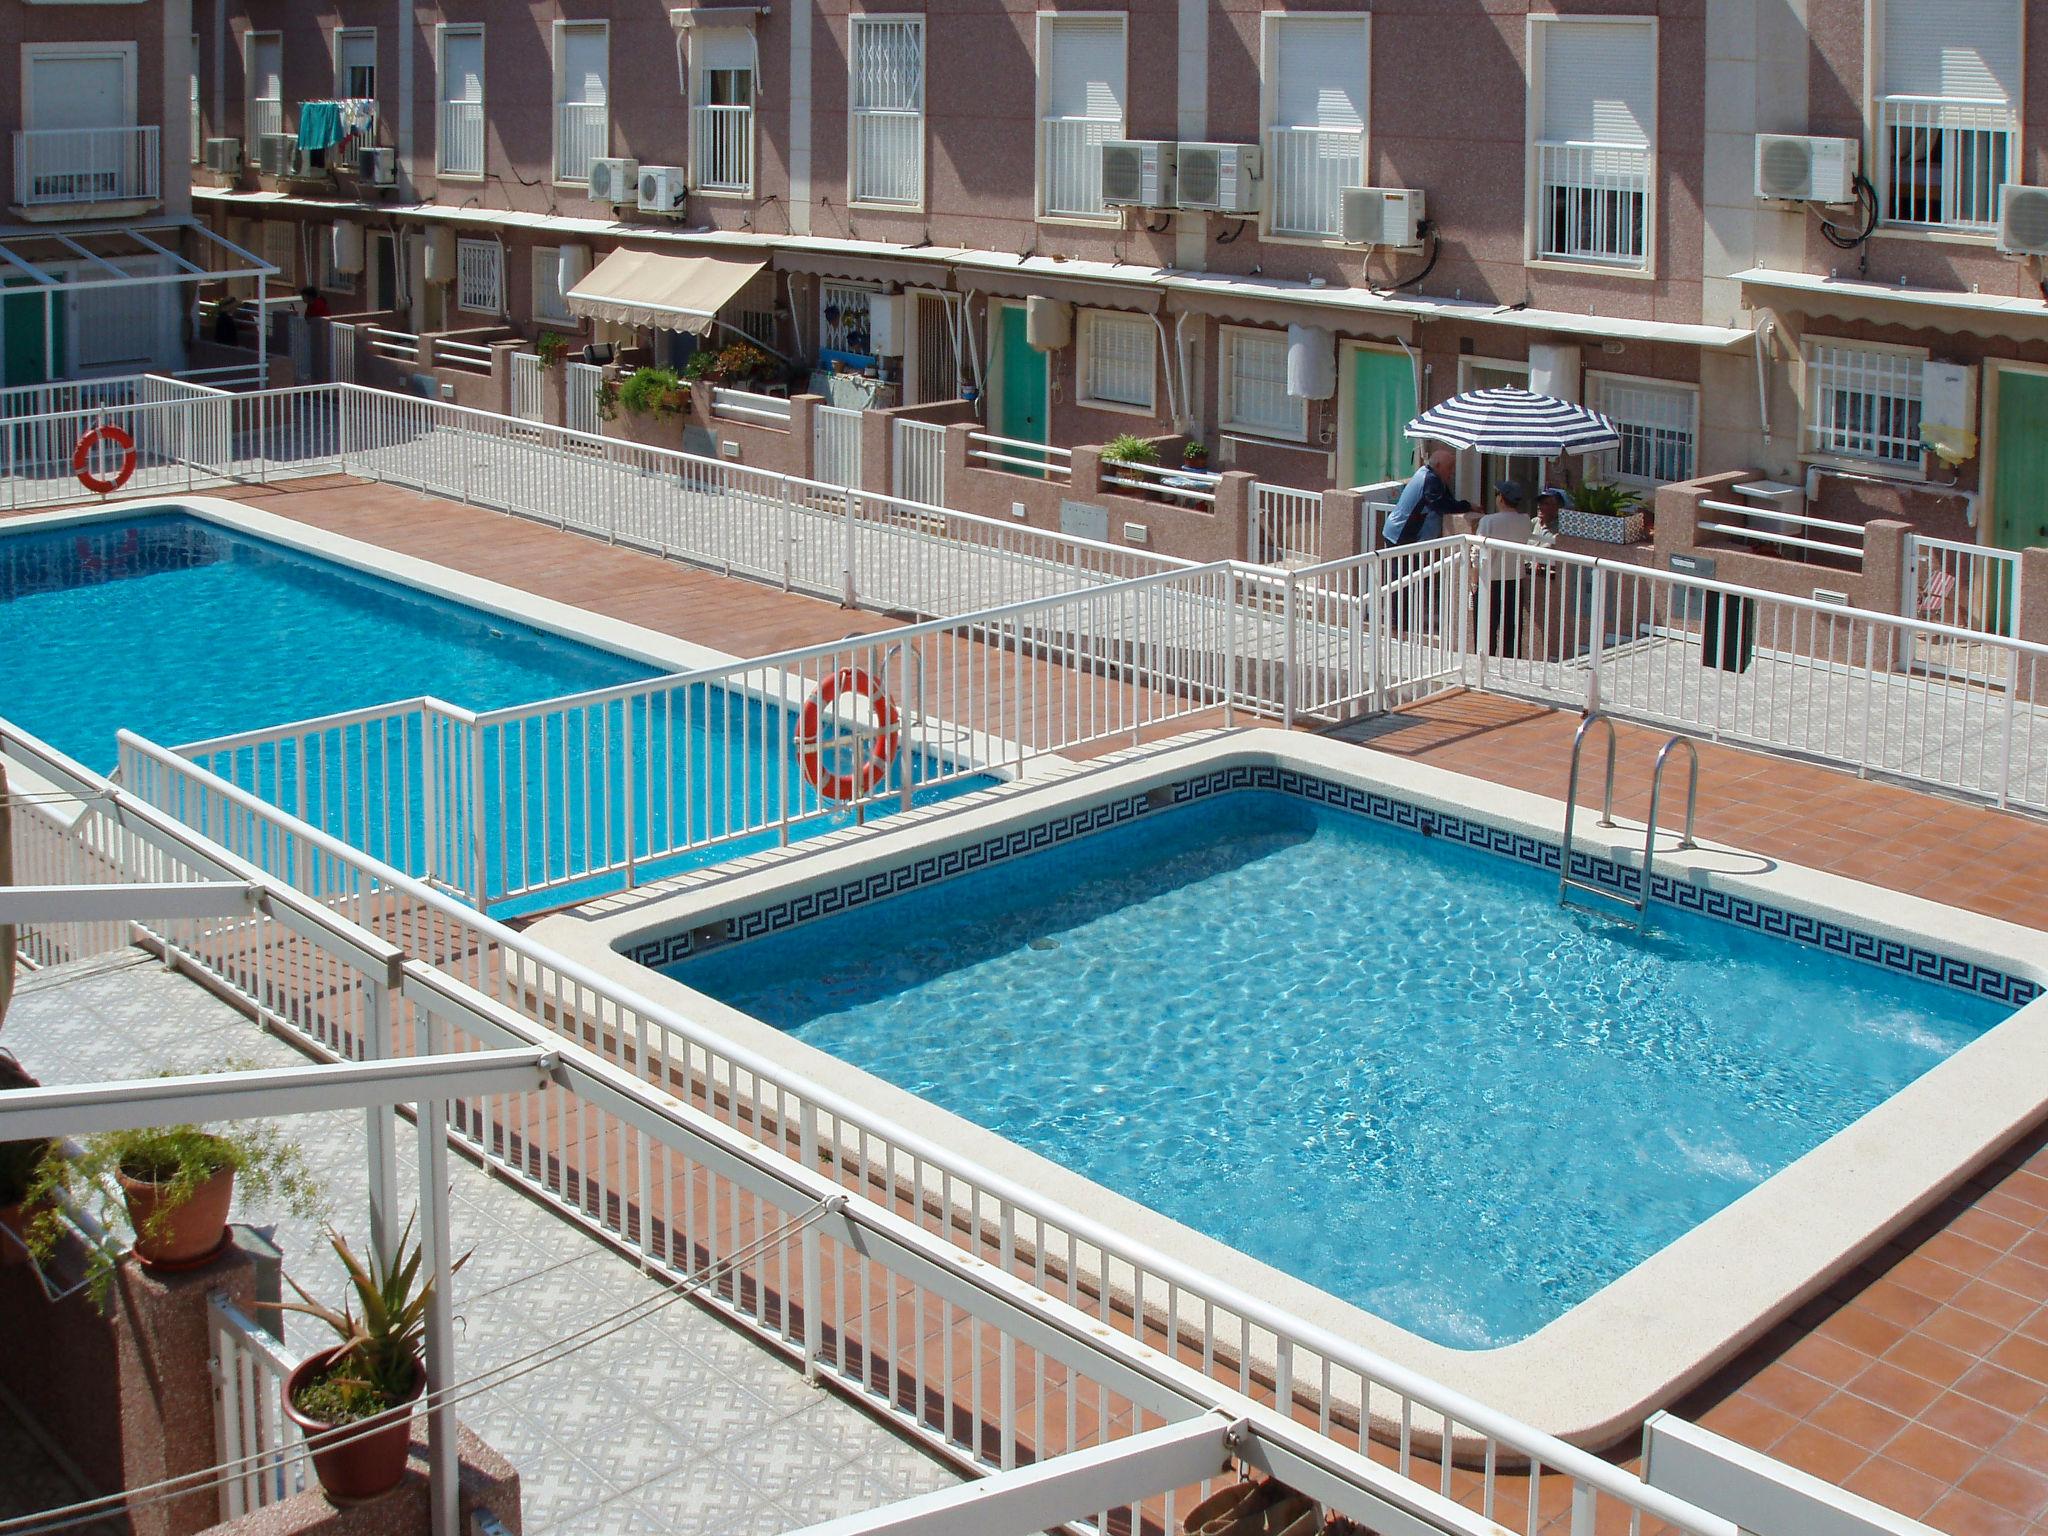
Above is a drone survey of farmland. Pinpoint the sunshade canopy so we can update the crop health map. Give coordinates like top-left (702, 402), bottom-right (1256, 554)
top-left (1405, 387), bottom-right (1620, 456)
top-left (565, 248), bottom-right (765, 333)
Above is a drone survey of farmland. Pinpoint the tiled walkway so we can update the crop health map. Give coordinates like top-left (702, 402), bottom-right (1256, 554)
top-left (1348, 692), bottom-right (2048, 1536)
top-left (6, 955), bottom-right (958, 1536)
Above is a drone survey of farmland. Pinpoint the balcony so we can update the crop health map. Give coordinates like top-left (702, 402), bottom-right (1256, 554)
top-left (1534, 138), bottom-right (1651, 268)
top-left (1265, 124), bottom-right (1364, 241)
top-left (10, 126), bottom-right (161, 220)
top-left (1040, 115), bottom-right (1116, 219)
top-left (553, 101), bottom-right (607, 183)
top-left (438, 98), bottom-right (484, 176)
top-left (691, 102), bottom-right (753, 195)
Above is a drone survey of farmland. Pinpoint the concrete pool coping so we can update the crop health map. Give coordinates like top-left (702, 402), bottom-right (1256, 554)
top-left (530, 729), bottom-right (2048, 1450)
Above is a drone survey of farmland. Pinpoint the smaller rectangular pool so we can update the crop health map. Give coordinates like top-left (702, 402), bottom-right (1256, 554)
top-left (658, 772), bottom-right (2022, 1349)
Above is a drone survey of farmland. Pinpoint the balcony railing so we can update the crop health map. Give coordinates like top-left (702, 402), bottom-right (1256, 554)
top-left (1041, 115), bottom-right (1116, 219)
top-left (553, 101), bottom-right (607, 183)
top-left (246, 99), bottom-right (283, 149)
top-left (691, 103), bottom-right (752, 195)
top-left (1265, 125), bottom-right (1363, 240)
top-left (851, 111), bottom-right (921, 206)
top-left (1535, 139), bottom-right (1650, 268)
top-left (12, 126), bottom-right (161, 209)
top-left (438, 99), bottom-right (483, 176)
top-left (1878, 94), bottom-right (2015, 232)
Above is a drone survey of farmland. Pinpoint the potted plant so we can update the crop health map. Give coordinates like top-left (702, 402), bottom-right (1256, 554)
top-left (534, 331), bottom-right (570, 369)
top-left (27, 1118), bottom-right (320, 1303)
top-left (1101, 432), bottom-right (1161, 468)
top-left (1563, 480), bottom-right (1646, 545)
top-left (616, 365), bottom-right (686, 418)
top-left (1181, 439), bottom-right (1210, 471)
top-left (278, 1221), bottom-right (466, 1501)
top-left (0, 1053), bottom-right (50, 1268)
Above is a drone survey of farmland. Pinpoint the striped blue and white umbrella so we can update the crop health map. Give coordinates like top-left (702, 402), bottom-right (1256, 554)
top-left (1404, 387), bottom-right (1620, 456)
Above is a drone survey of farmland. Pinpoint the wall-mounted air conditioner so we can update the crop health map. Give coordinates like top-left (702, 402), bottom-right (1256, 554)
top-left (1997, 184), bottom-right (2048, 256)
top-left (1340, 187), bottom-right (1426, 247)
top-left (638, 165), bottom-right (687, 213)
top-left (588, 157), bottom-right (639, 204)
top-left (204, 138), bottom-right (243, 175)
top-left (257, 133), bottom-right (297, 178)
top-left (356, 146), bottom-right (397, 186)
top-left (1754, 135), bottom-right (1859, 203)
top-left (1102, 141), bottom-right (1177, 209)
top-left (1175, 143), bottom-right (1261, 214)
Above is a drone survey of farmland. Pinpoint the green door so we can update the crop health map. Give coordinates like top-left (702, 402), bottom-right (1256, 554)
top-left (1346, 347), bottom-right (1418, 487)
top-left (1993, 369), bottom-right (2048, 551)
top-left (2, 279), bottom-right (66, 391)
top-left (995, 304), bottom-right (1048, 476)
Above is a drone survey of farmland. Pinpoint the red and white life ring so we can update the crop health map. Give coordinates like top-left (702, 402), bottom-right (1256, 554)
top-left (798, 667), bottom-right (901, 802)
top-left (72, 425), bottom-right (137, 496)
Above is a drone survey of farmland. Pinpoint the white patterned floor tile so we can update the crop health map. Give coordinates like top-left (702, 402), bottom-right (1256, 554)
top-left (623, 1456), bottom-right (768, 1536)
top-left (714, 1418), bottom-right (847, 1502)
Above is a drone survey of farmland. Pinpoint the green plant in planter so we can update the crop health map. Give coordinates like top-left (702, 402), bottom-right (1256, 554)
top-left (616, 366), bottom-right (686, 418)
top-left (1181, 439), bottom-right (1210, 468)
top-left (1571, 481), bottom-right (1642, 517)
top-left (595, 377), bottom-right (621, 423)
top-left (534, 330), bottom-right (570, 368)
top-left (1101, 433), bottom-right (1161, 467)
top-left (27, 1115), bottom-right (322, 1306)
top-left (281, 1220), bottom-right (465, 1423)
top-left (679, 348), bottom-right (718, 383)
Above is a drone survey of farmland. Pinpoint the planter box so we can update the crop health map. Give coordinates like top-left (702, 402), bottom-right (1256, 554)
top-left (1560, 508), bottom-right (1646, 545)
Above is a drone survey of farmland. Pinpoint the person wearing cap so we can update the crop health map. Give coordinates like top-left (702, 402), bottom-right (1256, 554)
top-left (1475, 481), bottom-right (1535, 658)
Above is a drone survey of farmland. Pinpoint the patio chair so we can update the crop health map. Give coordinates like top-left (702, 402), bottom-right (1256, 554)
top-left (1917, 567), bottom-right (1957, 622)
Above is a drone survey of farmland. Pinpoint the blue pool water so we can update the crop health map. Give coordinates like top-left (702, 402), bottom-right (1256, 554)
top-left (4, 513), bottom-right (990, 911)
top-left (668, 789), bottom-right (2012, 1347)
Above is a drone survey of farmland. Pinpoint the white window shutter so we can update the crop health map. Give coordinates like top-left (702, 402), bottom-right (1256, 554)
top-left (697, 26), bottom-right (752, 76)
top-left (1539, 21), bottom-right (1653, 146)
top-left (1881, 0), bottom-right (2019, 102)
top-left (1273, 18), bottom-right (1367, 133)
top-left (1043, 18), bottom-right (1124, 122)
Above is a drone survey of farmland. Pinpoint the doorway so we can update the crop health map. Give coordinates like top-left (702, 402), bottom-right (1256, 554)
top-left (1339, 342), bottom-right (1418, 488)
top-left (369, 232), bottom-right (398, 314)
top-left (991, 301), bottom-right (1048, 475)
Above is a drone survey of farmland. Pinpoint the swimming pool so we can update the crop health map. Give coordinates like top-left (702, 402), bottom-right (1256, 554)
top-left (651, 767), bottom-right (2019, 1351)
top-left (6, 508), bottom-right (992, 911)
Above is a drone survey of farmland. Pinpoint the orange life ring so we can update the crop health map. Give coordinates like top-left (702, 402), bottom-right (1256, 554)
top-left (798, 667), bottom-right (900, 802)
top-left (73, 425), bottom-right (137, 495)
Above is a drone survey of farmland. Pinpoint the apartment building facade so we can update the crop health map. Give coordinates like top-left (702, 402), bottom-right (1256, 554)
top-left (28, 0), bottom-right (2046, 561)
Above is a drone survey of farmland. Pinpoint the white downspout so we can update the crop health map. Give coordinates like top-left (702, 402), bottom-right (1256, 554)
top-left (1151, 310), bottom-right (1181, 431)
top-left (1753, 317), bottom-right (1774, 443)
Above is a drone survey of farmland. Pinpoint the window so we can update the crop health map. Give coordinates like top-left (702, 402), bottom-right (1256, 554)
top-left (1078, 310), bottom-right (1155, 412)
top-left (724, 273), bottom-right (778, 347)
top-left (1803, 339), bottom-right (1926, 469)
top-left (320, 229), bottom-right (357, 294)
top-left (690, 27), bottom-right (754, 194)
top-left (437, 26), bottom-right (484, 177)
top-left (820, 280), bottom-right (879, 361)
top-left (533, 247), bottom-right (571, 323)
top-left (245, 32), bottom-right (282, 148)
top-left (1037, 15), bottom-right (1126, 221)
top-left (553, 22), bottom-right (608, 183)
top-left (457, 239), bottom-right (503, 315)
top-left (1219, 328), bottom-right (1306, 441)
top-left (1262, 15), bottom-right (1368, 241)
top-left (1875, 0), bottom-right (2019, 232)
top-left (1529, 18), bottom-right (1654, 269)
top-left (261, 220), bottom-right (296, 286)
top-left (850, 16), bottom-right (924, 207)
top-left (1586, 374), bottom-right (1697, 486)
top-left (335, 28), bottom-right (376, 101)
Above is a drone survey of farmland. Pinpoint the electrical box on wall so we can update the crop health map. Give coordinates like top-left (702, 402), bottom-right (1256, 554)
top-left (867, 293), bottom-right (904, 356)
top-left (1920, 361), bottom-right (1976, 437)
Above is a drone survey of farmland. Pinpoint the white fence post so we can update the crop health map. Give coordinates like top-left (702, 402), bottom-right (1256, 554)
top-left (841, 486), bottom-right (858, 608)
top-left (1586, 569), bottom-right (1607, 714)
top-left (1281, 572), bottom-right (1298, 730)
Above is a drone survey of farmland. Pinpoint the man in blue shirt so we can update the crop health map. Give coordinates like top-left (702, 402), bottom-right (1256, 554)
top-left (1381, 446), bottom-right (1472, 547)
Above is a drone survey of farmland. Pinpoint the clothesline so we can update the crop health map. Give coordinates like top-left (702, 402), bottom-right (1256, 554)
top-left (296, 97), bottom-right (377, 153)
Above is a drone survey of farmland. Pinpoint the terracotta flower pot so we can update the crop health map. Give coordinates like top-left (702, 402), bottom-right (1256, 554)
top-left (284, 1347), bottom-right (424, 1501)
top-left (118, 1165), bottom-right (235, 1269)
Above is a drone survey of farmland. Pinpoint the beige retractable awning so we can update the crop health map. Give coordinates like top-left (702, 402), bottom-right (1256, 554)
top-left (565, 248), bottom-right (766, 333)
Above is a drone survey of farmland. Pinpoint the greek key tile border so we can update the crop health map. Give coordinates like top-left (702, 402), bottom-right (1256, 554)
top-left (625, 765), bottom-right (2037, 1010)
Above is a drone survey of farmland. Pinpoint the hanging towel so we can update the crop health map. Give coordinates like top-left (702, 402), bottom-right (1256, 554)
top-left (337, 98), bottom-right (377, 140)
top-left (296, 101), bottom-right (345, 152)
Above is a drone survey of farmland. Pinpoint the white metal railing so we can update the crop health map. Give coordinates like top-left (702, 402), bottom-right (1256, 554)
top-left (691, 103), bottom-right (753, 195)
top-left (1878, 95), bottom-right (2015, 232)
top-left (711, 386), bottom-right (791, 426)
top-left (438, 99), bottom-right (484, 177)
top-left (1101, 456), bottom-right (1221, 507)
top-left (554, 102), bottom-right (607, 183)
top-left (565, 359), bottom-right (603, 437)
top-left (510, 351), bottom-right (544, 423)
top-left (968, 431), bottom-right (1070, 481)
top-left (248, 100), bottom-right (284, 149)
top-left (432, 336), bottom-right (497, 375)
top-left (1907, 534), bottom-right (2021, 638)
top-left (366, 326), bottom-right (422, 364)
top-left (1264, 126), bottom-right (1363, 241)
top-left (1250, 483), bottom-right (1325, 566)
top-left (13, 126), bottom-right (161, 207)
top-left (893, 417), bottom-right (947, 506)
top-left (813, 402), bottom-right (864, 488)
top-left (851, 111), bottom-right (921, 207)
top-left (0, 375), bottom-right (141, 418)
top-left (1696, 499), bottom-right (1867, 563)
top-left (1534, 140), bottom-right (1650, 267)
top-left (210, 1296), bottom-right (311, 1520)
top-left (1040, 117), bottom-right (1115, 219)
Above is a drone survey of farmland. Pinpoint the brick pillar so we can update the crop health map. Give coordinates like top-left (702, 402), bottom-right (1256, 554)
top-left (1320, 488), bottom-right (1366, 563)
top-left (787, 394), bottom-right (821, 481)
top-left (1652, 470), bottom-right (1749, 560)
top-left (944, 421), bottom-right (975, 487)
top-left (859, 407), bottom-right (894, 496)
top-left (1212, 470), bottom-right (1254, 564)
top-left (1069, 445), bottom-right (1104, 499)
top-left (1859, 519), bottom-right (1911, 617)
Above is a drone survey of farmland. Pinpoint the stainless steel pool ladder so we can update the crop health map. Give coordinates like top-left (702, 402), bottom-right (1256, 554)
top-left (1559, 713), bottom-right (1700, 927)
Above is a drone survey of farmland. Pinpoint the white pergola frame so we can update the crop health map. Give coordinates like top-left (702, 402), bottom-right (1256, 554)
top-left (0, 218), bottom-right (276, 386)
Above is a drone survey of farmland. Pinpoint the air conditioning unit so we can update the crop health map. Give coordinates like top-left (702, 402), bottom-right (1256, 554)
top-left (203, 138), bottom-right (243, 175)
top-left (638, 165), bottom-right (687, 214)
top-left (1997, 184), bottom-right (2048, 256)
top-left (1340, 187), bottom-right (1426, 248)
top-left (1175, 143), bottom-right (1262, 215)
top-left (1754, 134), bottom-right (1859, 203)
top-left (1101, 141), bottom-right (1176, 208)
top-left (356, 146), bottom-right (397, 186)
top-left (257, 133), bottom-right (297, 178)
top-left (588, 157), bottom-right (639, 204)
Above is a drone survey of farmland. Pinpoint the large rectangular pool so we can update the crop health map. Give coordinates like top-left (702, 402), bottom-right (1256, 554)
top-left (663, 783), bottom-right (2016, 1349)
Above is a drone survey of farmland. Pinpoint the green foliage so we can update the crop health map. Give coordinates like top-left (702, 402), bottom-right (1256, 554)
top-left (616, 366), bottom-right (685, 418)
top-left (535, 331), bottom-right (570, 368)
top-left (1572, 481), bottom-right (1642, 517)
top-left (27, 1105), bottom-right (323, 1307)
top-left (281, 1219), bottom-right (468, 1420)
top-left (595, 377), bottom-right (620, 423)
top-left (1181, 439), bottom-right (1209, 464)
top-left (0, 1053), bottom-right (47, 1207)
top-left (1101, 433), bottom-right (1161, 466)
